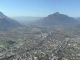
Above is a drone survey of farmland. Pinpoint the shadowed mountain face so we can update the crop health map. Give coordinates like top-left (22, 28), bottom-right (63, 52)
top-left (0, 12), bottom-right (21, 28)
top-left (37, 12), bottom-right (79, 26)
top-left (0, 12), bottom-right (6, 18)
top-left (76, 17), bottom-right (80, 22)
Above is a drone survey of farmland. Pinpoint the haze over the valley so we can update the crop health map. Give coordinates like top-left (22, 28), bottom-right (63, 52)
top-left (11, 16), bottom-right (42, 23)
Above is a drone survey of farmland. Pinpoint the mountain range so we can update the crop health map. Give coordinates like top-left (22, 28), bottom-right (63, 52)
top-left (0, 11), bottom-right (80, 28)
top-left (36, 12), bottom-right (79, 26)
top-left (0, 12), bottom-right (21, 28)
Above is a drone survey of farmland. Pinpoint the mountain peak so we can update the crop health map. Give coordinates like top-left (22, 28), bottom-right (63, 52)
top-left (53, 12), bottom-right (60, 16)
top-left (47, 12), bottom-right (60, 18)
top-left (54, 12), bottom-right (60, 14)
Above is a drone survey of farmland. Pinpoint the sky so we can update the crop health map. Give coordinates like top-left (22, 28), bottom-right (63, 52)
top-left (0, 0), bottom-right (80, 17)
